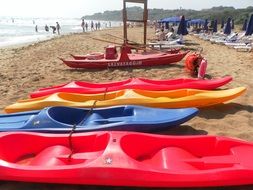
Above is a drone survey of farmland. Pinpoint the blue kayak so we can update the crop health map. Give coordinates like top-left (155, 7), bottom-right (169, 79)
top-left (0, 105), bottom-right (198, 133)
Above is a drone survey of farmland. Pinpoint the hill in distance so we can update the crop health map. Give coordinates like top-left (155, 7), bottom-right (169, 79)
top-left (83, 6), bottom-right (253, 24)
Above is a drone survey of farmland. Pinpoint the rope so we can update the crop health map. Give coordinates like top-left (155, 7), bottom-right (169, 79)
top-left (68, 124), bottom-right (77, 161)
top-left (67, 100), bottom-right (98, 161)
top-left (103, 87), bottom-right (108, 100)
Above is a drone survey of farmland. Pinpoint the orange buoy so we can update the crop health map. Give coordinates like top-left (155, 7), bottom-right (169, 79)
top-left (184, 53), bottom-right (203, 76)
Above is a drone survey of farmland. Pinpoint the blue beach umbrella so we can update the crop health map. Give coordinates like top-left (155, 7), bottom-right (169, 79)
top-left (213, 19), bottom-right (218, 33)
top-left (203, 19), bottom-right (208, 32)
top-left (177, 15), bottom-right (188, 35)
top-left (221, 19), bottom-right (224, 29)
top-left (224, 17), bottom-right (232, 35)
top-left (231, 19), bottom-right (234, 29)
top-left (242, 19), bottom-right (247, 31)
top-left (245, 14), bottom-right (253, 36)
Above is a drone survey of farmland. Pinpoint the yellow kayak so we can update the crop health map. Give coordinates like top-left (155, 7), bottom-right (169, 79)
top-left (5, 87), bottom-right (246, 113)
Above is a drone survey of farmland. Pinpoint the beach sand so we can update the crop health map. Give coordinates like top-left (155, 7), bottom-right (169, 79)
top-left (0, 27), bottom-right (252, 190)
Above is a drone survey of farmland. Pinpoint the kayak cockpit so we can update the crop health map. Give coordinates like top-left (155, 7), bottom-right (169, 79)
top-left (120, 134), bottom-right (253, 171)
top-left (0, 133), bottom-right (110, 167)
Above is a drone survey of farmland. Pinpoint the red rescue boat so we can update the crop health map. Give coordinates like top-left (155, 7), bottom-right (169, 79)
top-left (30, 76), bottom-right (232, 98)
top-left (0, 131), bottom-right (253, 187)
top-left (60, 45), bottom-right (189, 69)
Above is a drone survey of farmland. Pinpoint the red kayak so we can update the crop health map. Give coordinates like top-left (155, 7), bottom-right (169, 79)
top-left (60, 46), bottom-right (189, 69)
top-left (0, 131), bottom-right (253, 187)
top-left (30, 76), bottom-right (232, 98)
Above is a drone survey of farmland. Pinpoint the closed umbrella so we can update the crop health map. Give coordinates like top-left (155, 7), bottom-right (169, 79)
top-left (231, 19), bottom-right (234, 30)
top-left (177, 15), bottom-right (188, 43)
top-left (203, 19), bottom-right (208, 32)
top-left (177, 15), bottom-right (188, 35)
top-left (221, 19), bottom-right (224, 29)
top-left (224, 18), bottom-right (231, 35)
top-left (242, 19), bottom-right (247, 31)
top-left (213, 19), bottom-right (218, 33)
top-left (245, 14), bottom-right (253, 36)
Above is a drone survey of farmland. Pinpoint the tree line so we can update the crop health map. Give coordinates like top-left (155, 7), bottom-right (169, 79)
top-left (83, 6), bottom-right (253, 24)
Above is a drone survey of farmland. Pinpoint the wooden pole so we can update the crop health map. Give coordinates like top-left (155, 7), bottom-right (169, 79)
top-left (143, 0), bottom-right (148, 45)
top-left (123, 0), bottom-right (127, 44)
top-left (123, 0), bottom-right (148, 45)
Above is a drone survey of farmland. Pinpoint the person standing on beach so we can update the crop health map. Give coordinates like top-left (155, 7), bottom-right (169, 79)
top-left (91, 21), bottom-right (94, 31)
top-left (45, 25), bottom-right (49, 32)
top-left (98, 21), bottom-right (101, 30)
top-left (35, 25), bottom-right (38, 32)
top-left (81, 19), bottom-right (85, 32)
top-left (56, 22), bottom-right (61, 35)
top-left (85, 22), bottom-right (88, 31)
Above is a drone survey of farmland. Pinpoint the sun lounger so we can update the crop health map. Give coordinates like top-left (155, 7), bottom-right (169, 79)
top-left (149, 39), bottom-right (185, 50)
top-left (234, 44), bottom-right (252, 52)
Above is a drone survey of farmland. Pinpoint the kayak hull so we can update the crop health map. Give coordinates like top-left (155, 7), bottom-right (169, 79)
top-left (0, 131), bottom-right (253, 187)
top-left (0, 106), bottom-right (198, 132)
top-left (30, 76), bottom-right (233, 98)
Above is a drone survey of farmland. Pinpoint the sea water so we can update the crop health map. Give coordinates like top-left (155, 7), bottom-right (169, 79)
top-left (0, 17), bottom-right (121, 48)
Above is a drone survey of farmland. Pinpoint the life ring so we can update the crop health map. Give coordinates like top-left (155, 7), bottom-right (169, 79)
top-left (86, 52), bottom-right (104, 60)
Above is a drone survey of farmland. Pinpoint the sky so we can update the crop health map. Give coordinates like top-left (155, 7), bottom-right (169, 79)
top-left (0, 0), bottom-right (252, 18)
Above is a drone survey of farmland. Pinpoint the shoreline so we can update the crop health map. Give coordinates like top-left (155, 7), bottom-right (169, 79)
top-left (0, 27), bottom-right (119, 50)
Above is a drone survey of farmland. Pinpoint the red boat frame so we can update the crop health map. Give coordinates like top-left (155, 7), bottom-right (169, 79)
top-left (61, 47), bottom-right (189, 69)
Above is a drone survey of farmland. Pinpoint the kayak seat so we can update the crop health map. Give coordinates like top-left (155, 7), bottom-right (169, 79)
top-left (140, 147), bottom-right (243, 171)
top-left (123, 106), bottom-right (134, 116)
top-left (48, 107), bottom-right (87, 125)
top-left (83, 113), bottom-right (105, 125)
top-left (58, 150), bottom-right (104, 161)
top-left (142, 147), bottom-right (198, 170)
top-left (230, 145), bottom-right (253, 168)
top-left (29, 145), bottom-right (72, 166)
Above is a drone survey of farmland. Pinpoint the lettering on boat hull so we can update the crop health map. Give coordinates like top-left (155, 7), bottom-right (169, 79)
top-left (108, 61), bottom-right (142, 67)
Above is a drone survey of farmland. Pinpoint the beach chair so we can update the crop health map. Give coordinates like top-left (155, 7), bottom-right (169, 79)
top-left (148, 40), bottom-right (185, 50)
top-left (234, 43), bottom-right (252, 52)
top-left (213, 33), bottom-right (238, 44)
